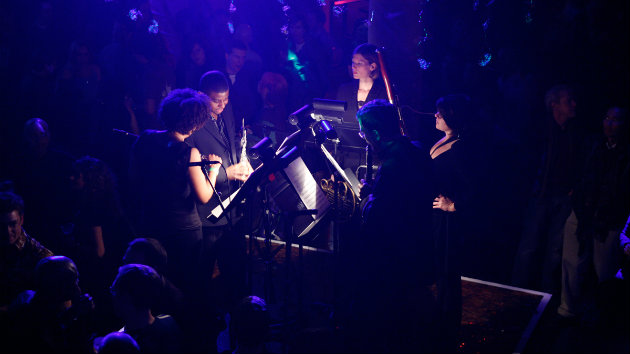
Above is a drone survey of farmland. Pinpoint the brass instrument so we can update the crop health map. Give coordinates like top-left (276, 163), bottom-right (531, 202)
top-left (319, 178), bottom-right (358, 222)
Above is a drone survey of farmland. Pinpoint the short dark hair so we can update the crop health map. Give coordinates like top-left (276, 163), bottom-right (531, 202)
top-left (0, 191), bottom-right (25, 216)
top-left (225, 39), bottom-right (247, 55)
top-left (199, 70), bottom-right (230, 95)
top-left (357, 99), bottom-right (400, 138)
top-left (545, 84), bottom-right (573, 112)
top-left (123, 238), bottom-right (168, 275)
top-left (353, 43), bottom-right (380, 79)
top-left (231, 296), bottom-right (270, 347)
top-left (111, 264), bottom-right (162, 311)
top-left (35, 256), bottom-right (81, 302)
top-left (158, 88), bottom-right (210, 135)
top-left (436, 94), bottom-right (473, 134)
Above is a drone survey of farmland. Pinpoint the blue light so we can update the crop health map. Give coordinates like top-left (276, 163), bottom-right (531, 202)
top-left (148, 19), bottom-right (158, 34)
top-left (228, 22), bottom-right (235, 34)
top-left (318, 0), bottom-right (326, 6)
top-left (417, 58), bottom-right (431, 70)
top-left (479, 52), bottom-right (492, 67)
top-left (333, 5), bottom-right (345, 17)
top-left (128, 9), bottom-right (141, 21)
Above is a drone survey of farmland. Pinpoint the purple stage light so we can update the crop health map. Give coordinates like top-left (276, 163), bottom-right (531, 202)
top-left (229, 2), bottom-right (237, 13)
top-left (318, 0), bottom-right (327, 6)
top-left (280, 24), bottom-right (288, 35)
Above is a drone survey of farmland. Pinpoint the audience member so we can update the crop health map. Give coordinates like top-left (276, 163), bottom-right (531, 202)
top-left (229, 295), bottom-right (271, 354)
top-left (5, 255), bottom-right (95, 353)
top-left (221, 39), bottom-right (261, 125)
top-left (111, 264), bottom-right (183, 354)
top-left (1, 191), bottom-right (53, 310)
top-left (512, 85), bottom-right (585, 295)
top-left (96, 331), bottom-right (140, 354)
top-left (122, 238), bottom-right (184, 319)
top-left (9, 118), bottom-right (75, 252)
top-left (558, 107), bottom-right (630, 319)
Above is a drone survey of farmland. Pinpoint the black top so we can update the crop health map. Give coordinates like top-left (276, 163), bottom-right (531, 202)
top-left (185, 103), bottom-right (240, 226)
top-left (335, 79), bottom-right (388, 148)
top-left (130, 130), bottom-right (201, 235)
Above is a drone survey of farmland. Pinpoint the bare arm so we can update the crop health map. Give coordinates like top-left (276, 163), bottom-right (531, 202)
top-left (91, 226), bottom-right (105, 258)
top-left (189, 147), bottom-right (222, 204)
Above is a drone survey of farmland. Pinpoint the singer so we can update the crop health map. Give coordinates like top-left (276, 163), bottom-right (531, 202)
top-left (129, 88), bottom-right (221, 297)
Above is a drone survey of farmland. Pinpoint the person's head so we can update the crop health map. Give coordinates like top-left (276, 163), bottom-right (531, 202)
top-left (96, 332), bottom-right (140, 354)
top-left (230, 296), bottom-right (270, 350)
top-left (357, 99), bottom-right (401, 152)
top-left (158, 88), bottom-right (210, 135)
top-left (225, 40), bottom-right (247, 75)
top-left (352, 43), bottom-right (379, 80)
top-left (288, 17), bottom-right (307, 44)
top-left (71, 156), bottom-right (117, 195)
top-left (122, 238), bottom-right (168, 276)
top-left (545, 84), bottom-right (576, 127)
top-left (68, 41), bottom-right (92, 66)
top-left (603, 107), bottom-right (628, 141)
top-left (35, 256), bottom-right (81, 303)
top-left (199, 71), bottom-right (230, 118)
top-left (0, 191), bottom-right (25, 246)
top-left (435, 94), bottom-right (473, 135)
top-left (258, 72), bottom-right (288, 107)
top-left (111, 264), bottom-right (162, 316)
top-left (23, 118), bottom-right (50, 158)
top-left (234, 23), bottom-right (254, 46)
top-left (189, 42), bottom-right (206, 67)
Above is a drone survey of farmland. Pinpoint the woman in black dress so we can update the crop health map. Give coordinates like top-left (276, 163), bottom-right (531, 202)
top-left (430, 94), bottom-right (476, 352)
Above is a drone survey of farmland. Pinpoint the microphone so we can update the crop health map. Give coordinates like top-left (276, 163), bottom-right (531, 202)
top-left (188, 161), bottom-right (221, 167)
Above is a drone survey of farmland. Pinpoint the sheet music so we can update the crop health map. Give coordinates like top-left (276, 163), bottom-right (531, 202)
top-left (210, 188), bottom-right (240, 219)
top-left (319, 145), bottom-right (361, 197)
top-left (284, 157), bottom-right (330, 222)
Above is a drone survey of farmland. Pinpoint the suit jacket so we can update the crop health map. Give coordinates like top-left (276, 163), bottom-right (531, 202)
top-left (186, 102), bottom-right (241, 226)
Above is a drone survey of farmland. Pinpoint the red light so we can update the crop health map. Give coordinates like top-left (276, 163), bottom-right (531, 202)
top-left (268, 173), bottom-right (276, 182)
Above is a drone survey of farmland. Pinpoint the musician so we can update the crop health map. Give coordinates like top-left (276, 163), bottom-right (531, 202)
top-left (350, 99), bottom-right (437, 353)
top-left (185, 71), bottom-right (252, 312)
top-left (336, 43), bottom-right (387, 172)
top-left (129, 88), bottom-right (221, 294)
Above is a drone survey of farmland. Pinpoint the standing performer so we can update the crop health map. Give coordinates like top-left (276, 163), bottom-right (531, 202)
top-left (350, 99), bottom-right (437, 353)
top-left (336, 43), bottom-right (388, 173)
top-left (185, 71), bottom-right (252, 313)
top-left (430, 94), bottom-right (478, 352)
top-left (129, 88), bottom-right (220, 292)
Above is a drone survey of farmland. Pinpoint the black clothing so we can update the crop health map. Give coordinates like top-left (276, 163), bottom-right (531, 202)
top-left (0, 231), bottom-right (53, 307)
top-left (431, 139), bottom-right (476, 351)
top-left (129, 130), bottom-right (202, 293)
top-left (185, 103), bottom-right (240, 227)
top-left (350, 137), bottom-right (437, 353)
top-left (130, 130), bottom-right (201, 235)
top-left (336, 79), bottom-right (388, 131)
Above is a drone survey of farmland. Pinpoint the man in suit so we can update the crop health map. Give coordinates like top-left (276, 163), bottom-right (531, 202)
top-left (185, 71), bottom-right (252, 313)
